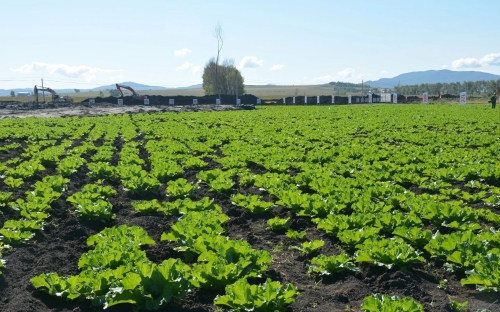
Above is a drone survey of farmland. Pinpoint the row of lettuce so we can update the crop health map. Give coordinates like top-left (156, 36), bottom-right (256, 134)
top-left (0, 105), bottom-right (499, 310)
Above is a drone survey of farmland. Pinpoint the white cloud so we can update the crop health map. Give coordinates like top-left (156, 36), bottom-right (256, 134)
top-left (452, 53), bottom-right (500, 69)
top-left (379, 70), bottom-right (389, 75)
top-left (237, 56), bottom-right (264, 69)
top-left (10, 62), bottom-right (120, 81)
top-left (442, 65), bottom-right (448, 69)
top-left (175, 62), bottom-right (200, 73)
top-left (174, 48), bottom-right (192, 57)
top-left (270, 64), bottom-right (285, 71)
top-left (338, 68), bottom-right (356, 80)
top-left (193, 66), bottom-right (201, 73)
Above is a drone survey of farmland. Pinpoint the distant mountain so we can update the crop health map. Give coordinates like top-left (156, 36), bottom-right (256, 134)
top-left (0, 82), bottom-right (203, 96)
top-left (366, 70), bottom-right (500, 88)
top-left (175, 84), bottom-right (202, 89)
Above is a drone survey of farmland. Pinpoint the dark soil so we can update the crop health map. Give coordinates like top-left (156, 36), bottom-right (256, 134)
top-left (0, 140), bottom-right (499, 312)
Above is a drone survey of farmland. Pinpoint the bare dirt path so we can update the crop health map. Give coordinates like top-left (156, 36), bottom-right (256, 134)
top-left (0, 103), bottom-right (253, 119)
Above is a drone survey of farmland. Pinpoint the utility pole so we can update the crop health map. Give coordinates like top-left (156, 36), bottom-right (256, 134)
top-left (41, 78), bottom-right (46, 103)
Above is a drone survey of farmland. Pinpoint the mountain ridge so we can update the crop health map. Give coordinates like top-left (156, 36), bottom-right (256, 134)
top-left (0, 82), bottom-right (202, 96)
top-left (365, 69), bottom-right (500, 88)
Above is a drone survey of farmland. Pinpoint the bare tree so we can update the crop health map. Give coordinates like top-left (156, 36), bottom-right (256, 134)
top-left (213, 23), bottom-right (223, 99)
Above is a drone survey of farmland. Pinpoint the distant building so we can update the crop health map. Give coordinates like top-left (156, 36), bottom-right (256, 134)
top-left (17, 92), bottom-right (31, 97)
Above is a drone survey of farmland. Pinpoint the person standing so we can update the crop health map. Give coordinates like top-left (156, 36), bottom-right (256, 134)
top-left (491, 93), bottom-right (497, 109)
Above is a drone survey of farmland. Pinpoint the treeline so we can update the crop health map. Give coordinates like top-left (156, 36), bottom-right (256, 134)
top-left (394, 79), bottom-right (500, 96)
top-left (327, 82), bottom-right (382, 95)
top-left (328, 81), bottom-right (366, 88)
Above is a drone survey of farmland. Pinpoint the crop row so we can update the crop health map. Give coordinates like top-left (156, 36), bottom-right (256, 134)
top-left (0, 105), bottom-right (499, 311)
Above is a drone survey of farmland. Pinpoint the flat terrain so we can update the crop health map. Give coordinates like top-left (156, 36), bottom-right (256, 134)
top-left (1, 84), bottom-right (340, 103)
top-left (0, 105), bottom-right (499, 312)
top-left (0, 103), bottom-right (250, 119)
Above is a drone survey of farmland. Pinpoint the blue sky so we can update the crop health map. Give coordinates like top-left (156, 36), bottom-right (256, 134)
top-left (1, 0), bottom-right (499, 89)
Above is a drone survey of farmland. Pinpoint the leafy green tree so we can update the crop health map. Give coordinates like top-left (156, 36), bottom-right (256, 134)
top-left (202, 58), bottom-right (245, 96)
top-left (10, 90), bottom-right (15, 97)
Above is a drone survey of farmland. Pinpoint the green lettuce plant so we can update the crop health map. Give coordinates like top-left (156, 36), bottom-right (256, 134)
top-left (360, 293), bottom-right (424, 312)
top-left (214, 278), bottom-right (299, 312)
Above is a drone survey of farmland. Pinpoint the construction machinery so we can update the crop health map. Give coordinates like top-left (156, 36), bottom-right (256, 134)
top-left (115, 83), bottom-right (147, 100)
top-left (34, 85), bottom-right (74, 104)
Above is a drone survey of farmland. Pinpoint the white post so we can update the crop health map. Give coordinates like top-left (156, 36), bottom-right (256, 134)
top-left (460, 92), bottom-right (467, 105)
top-left (422, 92), bottom-right (428, 104)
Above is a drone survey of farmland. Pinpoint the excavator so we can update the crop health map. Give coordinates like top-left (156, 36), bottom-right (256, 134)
top-left (115, 83), bottom-right (147, 100)
top-left (34, 85), bottom-right (74, 104)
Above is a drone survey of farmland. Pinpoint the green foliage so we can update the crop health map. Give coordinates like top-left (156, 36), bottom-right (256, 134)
top-left (290, 240), bottom-right (324, 255)
top-left (4, 160), bottom-right (45, 179)
top-left (161, 211), bottom-right (229, 252)
top-left (285, 230), bottom-right (306, 240)
top-left (308, 254), bottom-right (359, 275)
top-left (0, 192), bottom-right (12, 207)
top-left (122, 171), bottom-right (161, 195)
top-left (337, 227), bottom-right (380, 249)
top-left (214, 278), bottom-right (299, 312)
top-left (91, 146), bottom-right (115, 162)
top-left (166, 178), bottom-right (198, 198)
top-left (3, 176), bottom-right (24, 188)
top-left (151, 161), bottom-right (184, 181)
top-left (87, 162), bottom-right (116, 180)
top-left (404, 198), bottom-right (480, 231)
top-left (355, 238), bottom-right (425, 269)
top-left (67, 183), bottom-right (116, 220)
top-left (31, 225), bottom-right (192, 310)
top-left (132, 197), bottom-right (221, 215)
top-left (181, 156), bottom-right (207, 169)
top-left (360, 293), bottom-right (424, 312)
top-left (0, 228), bottom-right (35, 243)
top-left (57, 156), bottom-right (85, 176)
top-left (132, 199), bottom-right (164, 214)
top-left (197, 169), bottom-right (235, 193)
top-left (0, 142), bottom-right (21, 153)
top-left (424, 230), bottom-right (496, 272)
top-left (230, 193), bottom-right (274, 214)
top-left (448, 297), bottom-right (468, 312)
top-left (314, 213), bottom-right (374, 235)
top-left (461, 253), bottom-right (500, 291)
top-left (392, 226), bottom-right (433, 247)
top-left (267, 217), bottom-right (291, 231)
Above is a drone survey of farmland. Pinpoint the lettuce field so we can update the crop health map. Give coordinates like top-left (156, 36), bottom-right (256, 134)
top-left (0, 104), bottom-right (499, 311)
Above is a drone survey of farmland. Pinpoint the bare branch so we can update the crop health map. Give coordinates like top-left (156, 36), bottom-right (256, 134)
top-left (213, 23), bottom-right (224, 55)
top-left (213, 23), bottom-right (224, 98)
